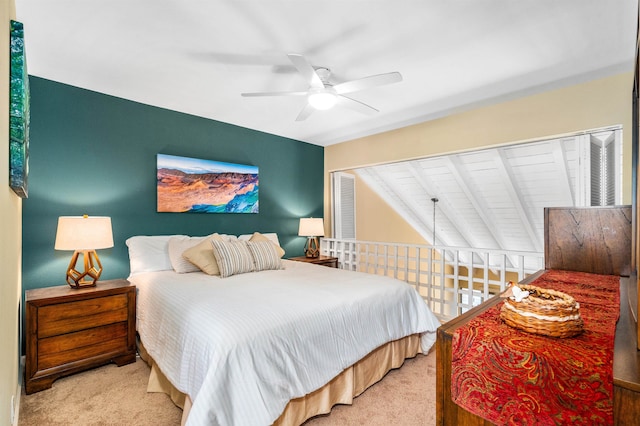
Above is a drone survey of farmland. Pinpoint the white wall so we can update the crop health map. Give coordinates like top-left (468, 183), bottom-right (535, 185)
top-left (1, 0), bottom-right (23, 424)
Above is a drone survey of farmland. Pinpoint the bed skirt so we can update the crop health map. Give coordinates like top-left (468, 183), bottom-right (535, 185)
top-left (138, 333), bottom-right (422, 425)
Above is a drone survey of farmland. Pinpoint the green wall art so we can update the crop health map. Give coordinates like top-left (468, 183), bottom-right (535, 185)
top-left (9, 20), bottom-right (30, 198)
top-left (157, 153), bottom-right (259, 213)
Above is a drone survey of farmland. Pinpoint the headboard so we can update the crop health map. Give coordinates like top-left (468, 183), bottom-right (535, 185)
top-left (544, 206), bottom-right (632, 277)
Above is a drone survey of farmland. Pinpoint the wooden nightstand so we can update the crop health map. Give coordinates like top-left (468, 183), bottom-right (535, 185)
top-left (25, 279), bottom-right (136, 394)
top-left (289, 255), bottom-right (339, 268)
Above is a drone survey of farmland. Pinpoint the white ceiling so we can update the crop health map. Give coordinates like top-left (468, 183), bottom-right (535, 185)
top-left (356, 127), bottom-right (621, 262)
top-left (15, 1), bottom-right (638, 147)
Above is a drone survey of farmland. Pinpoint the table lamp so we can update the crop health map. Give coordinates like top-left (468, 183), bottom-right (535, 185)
top-left (298, 217), bottom-right (324, 258)
top-left (54, 215), bottom-right (114, 288)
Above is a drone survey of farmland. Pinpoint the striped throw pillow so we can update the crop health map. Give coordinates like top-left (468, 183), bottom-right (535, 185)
top-left (210, 239), bottom-right (255, 278)
top-left (248, 232), bottom-right (285, 257)
top-left (246, 241), bottom-right (283, 271)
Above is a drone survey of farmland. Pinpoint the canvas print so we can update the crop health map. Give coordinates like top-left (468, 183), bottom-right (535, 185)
top-left (157, 154), bottom-right (259, 213)
top-left (9, 20), bottom-right (30, 198)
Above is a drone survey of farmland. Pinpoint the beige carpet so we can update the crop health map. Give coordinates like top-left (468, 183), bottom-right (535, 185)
top-left (19, 356), bottom-right (182, 426)
top-left (304, 350), bottom-right (437, 426)
top-left (20, 351), bottom-right (436, 425)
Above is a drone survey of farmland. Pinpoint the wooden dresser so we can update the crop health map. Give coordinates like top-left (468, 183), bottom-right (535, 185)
top-left (436, 206), bottom-right (639, 425)
top-left (25, 279), bottom-right (136, 394)
top-left (436, 274), bottom-right (640, 425)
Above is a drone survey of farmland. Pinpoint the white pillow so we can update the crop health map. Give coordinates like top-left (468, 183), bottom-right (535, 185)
top-left (167, 235), bottom-right (208, 273)
top-left (238, 232), bottom-right (280, 246)
top-left (126, 235), bottom-right (182, 276)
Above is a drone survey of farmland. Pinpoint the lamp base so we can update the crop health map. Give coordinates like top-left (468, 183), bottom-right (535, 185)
top-left (66, 250), bottom-right (103, 289)
top-left (304, 236), bottom-right (320, 258)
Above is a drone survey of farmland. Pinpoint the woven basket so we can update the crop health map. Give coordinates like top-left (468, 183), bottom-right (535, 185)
top-left (500, 284), bottom-right (584, 338)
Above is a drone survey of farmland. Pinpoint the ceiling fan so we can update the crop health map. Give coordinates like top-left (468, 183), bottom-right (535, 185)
top-left (241, 53), bottom-right (403, 121)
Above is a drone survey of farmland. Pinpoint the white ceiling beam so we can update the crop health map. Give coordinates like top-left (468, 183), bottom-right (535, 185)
top-left (406, 162), bottom-right (473, 247)
top-left (550, 140), bottom-right (575, 204)
top-left (494, 149), bottom-right (542, 252)
top-left (443, 155), bottom-right (504, 250)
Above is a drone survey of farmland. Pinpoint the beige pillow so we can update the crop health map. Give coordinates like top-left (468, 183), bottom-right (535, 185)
top-left (210, 239), bottom-right (255, 278)
top-left (182, 233), bottom-right (225, 275)
top-left (249, 232), bottom-right (285, 258)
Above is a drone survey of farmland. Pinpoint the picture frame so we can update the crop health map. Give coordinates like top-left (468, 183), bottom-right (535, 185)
top-left (9, 20), bottom-right (30, 198)
top-left (157, 153), bottom-right (259, 213)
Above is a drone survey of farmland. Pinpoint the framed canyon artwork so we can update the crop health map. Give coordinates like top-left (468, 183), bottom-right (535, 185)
top-left (157, 154), bottom-right (259, 213)
top-left (9, 20), bottom-right (30, 198)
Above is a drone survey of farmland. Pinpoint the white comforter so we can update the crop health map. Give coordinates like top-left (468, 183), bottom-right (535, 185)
top-left (131, 260), bottom-right (440, 426)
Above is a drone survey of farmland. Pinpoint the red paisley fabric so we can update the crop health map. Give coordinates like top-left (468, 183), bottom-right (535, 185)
top-left (451, 270), bottom-right (620, 425)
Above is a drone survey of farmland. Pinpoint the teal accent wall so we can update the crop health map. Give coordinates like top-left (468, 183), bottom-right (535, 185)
top-left (22, 77), bottom-right (324, 291)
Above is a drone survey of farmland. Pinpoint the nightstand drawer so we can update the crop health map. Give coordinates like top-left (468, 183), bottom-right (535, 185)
top-left (38, 294), bottom-right (129, 338)
top-left (38, 322), bottom-right (129, 371)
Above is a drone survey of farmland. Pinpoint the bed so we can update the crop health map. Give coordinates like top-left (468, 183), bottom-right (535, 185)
top-left (126, 232), bottom-right (440, 426)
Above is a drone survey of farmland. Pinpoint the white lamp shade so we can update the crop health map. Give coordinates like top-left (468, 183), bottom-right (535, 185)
top-left (55, 216), bottom-right (114, 251)
top-left (298, 218), bottom-right (324, 237)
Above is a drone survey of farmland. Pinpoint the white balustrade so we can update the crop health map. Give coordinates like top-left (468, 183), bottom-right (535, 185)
top-left (321, 238), bottom-right (544, 322)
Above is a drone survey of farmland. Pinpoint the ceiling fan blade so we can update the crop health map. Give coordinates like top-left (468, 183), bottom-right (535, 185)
top-left (337, 95), bottom-right (379, 115)
top-left (241, 91), bottom-right (308, 97)
top-left (334, 72), bottom-right (403, 95)
top-left (295, 103), bottom-right (315, 121)
top-left (288, 54), bottom-right (324, 89)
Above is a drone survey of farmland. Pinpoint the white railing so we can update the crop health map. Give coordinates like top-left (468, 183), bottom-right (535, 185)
top-left (321, 238), bottom-right (544, 322)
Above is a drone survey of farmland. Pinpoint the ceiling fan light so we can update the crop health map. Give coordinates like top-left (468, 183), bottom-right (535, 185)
top-left (308, 92), bottom-right (337, 110)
